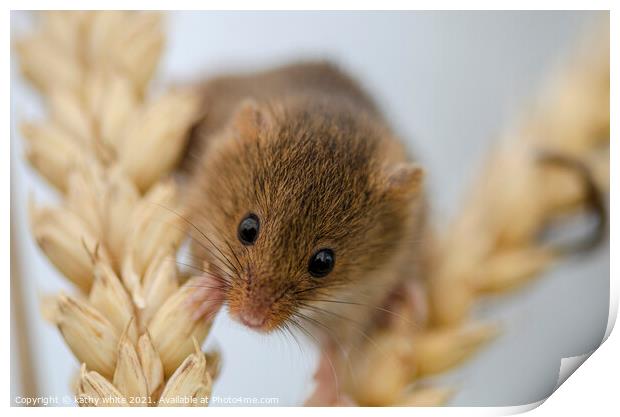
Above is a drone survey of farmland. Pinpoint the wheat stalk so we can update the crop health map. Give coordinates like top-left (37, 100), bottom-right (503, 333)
top-left (17, 11), bottom-right (217, 407)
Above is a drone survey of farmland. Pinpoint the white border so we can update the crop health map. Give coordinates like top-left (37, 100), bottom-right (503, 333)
top-left (4, 2), bottom-right (617, 416)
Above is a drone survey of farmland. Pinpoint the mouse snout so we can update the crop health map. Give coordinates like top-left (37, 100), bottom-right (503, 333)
top-left (234, 301), bottom-right (274, 332)
top-left (238, 307), bottom-right (268, 329)
top-left (229, 278), bottom-right (292, 332)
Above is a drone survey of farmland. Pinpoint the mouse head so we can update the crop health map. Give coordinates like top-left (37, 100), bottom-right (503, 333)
top-left (188, 98), bottom-right (424, 333)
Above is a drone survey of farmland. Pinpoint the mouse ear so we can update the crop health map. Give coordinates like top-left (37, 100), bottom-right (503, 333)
top-left (233, 98), bottom-right (271, 138)
top-left (383, 163), bottom-right (425, 198)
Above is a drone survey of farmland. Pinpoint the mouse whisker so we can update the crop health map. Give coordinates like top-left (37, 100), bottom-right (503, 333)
top-left (150, 201), bottom-right (241, 276)
top-left (280, 321), bottom-right (304, 357)
top-left (174, 253), bottom-right (234, 284)
top-left (289, 313), bottom-right (356, 402)
top-left (181, 238), bottom-right (241, 286)
top-left (185, 230), bottom-right (240, 277)
top-left (288, 317), bottom-right (344, 403)
top-left (295, 306), bottom-right (391, 369)
top-left (301, 296), bottom-right (422, 331)
top-left (143, 210), bottom-right (239, 279)
top-left (184, 284), bottom-right (231, 294)
top-left (221, 238), bottom-right (244, 273)
top-left (172, 258), bottom-right (230, 281)
top-left (293, 280), bottom-right (350, 296)
top-left (174, 254), bottom-right (234, 288)
top-left (298, 302), bottom-right (365, 328)
top-left (191, 214), bottom-right (246, 276)
top-left (194, 272), bottom-right (234, 290)
top-left (293, 306), bottom-right (360, 384)
top-left (294, 314), bottom-right (403, 401)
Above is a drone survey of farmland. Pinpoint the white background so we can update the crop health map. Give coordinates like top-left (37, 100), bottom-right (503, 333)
top-left (10, 10), bottom-right (610, 407)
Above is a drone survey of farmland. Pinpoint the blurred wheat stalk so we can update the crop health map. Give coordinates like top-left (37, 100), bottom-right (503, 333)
top-left (330, 19), bottom-right (610, 406)
top-left (16, 11), bottom-right (218, 406)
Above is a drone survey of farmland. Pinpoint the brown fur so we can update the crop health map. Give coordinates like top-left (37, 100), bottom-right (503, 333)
top-left (185, 62), bottom-right (427, 350)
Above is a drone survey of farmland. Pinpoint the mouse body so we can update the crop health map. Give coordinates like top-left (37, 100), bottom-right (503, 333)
top-left (185, 61), bottom-right (429, 354)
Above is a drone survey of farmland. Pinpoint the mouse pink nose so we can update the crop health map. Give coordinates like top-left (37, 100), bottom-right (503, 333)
top-left (237, 308), bottom-right (268, 329)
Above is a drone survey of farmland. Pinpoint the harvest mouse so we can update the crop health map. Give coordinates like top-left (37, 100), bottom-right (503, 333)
top-left (183, 61), bottom-right (429, 365)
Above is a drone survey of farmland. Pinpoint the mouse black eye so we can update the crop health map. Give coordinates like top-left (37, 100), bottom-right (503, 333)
top-left (238, 213), bottom-right (260, 245)
top-left (308, 249), bottom-right (335, 278)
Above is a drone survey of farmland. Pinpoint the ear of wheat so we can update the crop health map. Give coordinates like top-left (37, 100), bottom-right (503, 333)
top-left (17, 11), bottom-right (218, 407)
top-left (322, 18), bottom-right (609, 406)
top-left (17, 11), bottom-right (609, 407)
